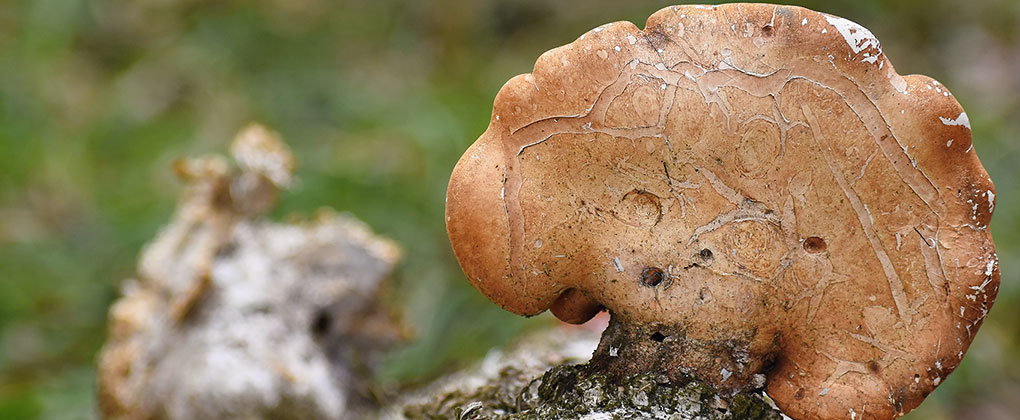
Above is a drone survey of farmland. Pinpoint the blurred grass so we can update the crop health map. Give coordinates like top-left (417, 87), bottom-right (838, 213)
top-left (0, 1), bottom-right (1017, 419)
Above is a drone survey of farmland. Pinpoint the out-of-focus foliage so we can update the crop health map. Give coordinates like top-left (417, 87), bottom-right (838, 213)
top-left (0, 1), bottom-right (1016, 419)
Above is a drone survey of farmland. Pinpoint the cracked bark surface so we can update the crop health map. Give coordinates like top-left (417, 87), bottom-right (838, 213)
top-left (382, 328), bottom-right (785, 420)
top-left (446, 4), bottom-right (999, 420)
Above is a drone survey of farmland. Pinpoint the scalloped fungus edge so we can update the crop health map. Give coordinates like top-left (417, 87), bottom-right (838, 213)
top-left (446, 4), bottom-right (998, 420)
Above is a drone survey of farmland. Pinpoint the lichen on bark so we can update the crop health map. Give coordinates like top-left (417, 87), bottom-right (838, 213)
top-left (387, 329), bottom-right (783, 420)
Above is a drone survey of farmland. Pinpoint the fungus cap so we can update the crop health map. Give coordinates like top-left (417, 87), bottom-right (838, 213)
top-left (445, 4), bottom-right (998, 420)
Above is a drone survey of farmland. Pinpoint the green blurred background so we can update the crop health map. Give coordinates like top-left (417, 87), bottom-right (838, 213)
top-left (0, 0), bottom-right (1016, 419)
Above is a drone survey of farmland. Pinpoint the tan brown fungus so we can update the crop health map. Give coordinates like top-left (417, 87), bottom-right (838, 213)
top-left (445, 4), bottom-right (999, 420)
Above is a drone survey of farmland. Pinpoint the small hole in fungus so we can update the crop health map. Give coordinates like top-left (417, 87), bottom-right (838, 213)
top-left (650, 332), bottom-right (666, 342)
top-left (641, 267), bottom-right (665, 287)
top-left (699, 248), bottom-right (713, 259)
top-left (761, 25), bottom-right (773, 36)
top-left (803, 236), bottom-right (827, 254)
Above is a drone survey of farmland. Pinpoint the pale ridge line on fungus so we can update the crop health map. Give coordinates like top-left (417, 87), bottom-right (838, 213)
top-left (698, 167), bottom-right (746, 206)
top-left (787, 74), bottom-right (944, 217)
top-left (802, 104), bottom-right (912, 325)
top-left (501, 60), bottom-right (655, 281)
top-left (499, 17), bottom-right (950, 315)
top-left (819, 68), bottom-right (955, 303)
top-left (788, 72), bottom-right (954, 305)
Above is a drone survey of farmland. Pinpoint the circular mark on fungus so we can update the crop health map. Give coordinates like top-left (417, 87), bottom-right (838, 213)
top-left (700, 248), bottom-right (714, 259)
top-left (650, 332), bottom-right (666, 342)
top-left (641, 267), bottom-right (665, 287)
top-left (794, 388), bottom-right (805, 400)
top-left (803, 236), bottom-right (827, 254)
top-left (723, 220), bottom-right (783, 275)
top-left (616, 189), bottom-right (663, 227)
top-left (736, 121), bottom-right (781, 177)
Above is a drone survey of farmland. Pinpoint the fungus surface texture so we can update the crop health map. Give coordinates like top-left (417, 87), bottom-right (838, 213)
top-left (445, 4), bottom-right (998, 420)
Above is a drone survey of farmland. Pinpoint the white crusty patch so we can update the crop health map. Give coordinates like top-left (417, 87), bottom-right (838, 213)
top-left (613, 256), bottom-right (624, 272)
top-left (987, 190), bottom-right (996, 213)
top-left (985, 257), bottom-right (997, 277)
top-left (940, 112), bottom-right (971, 130)
top-left (824, 15), bottom-right (881, 55)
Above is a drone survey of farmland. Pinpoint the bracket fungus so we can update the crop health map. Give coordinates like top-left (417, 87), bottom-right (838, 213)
top-left (446, 4), bottom-right (998, 420)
